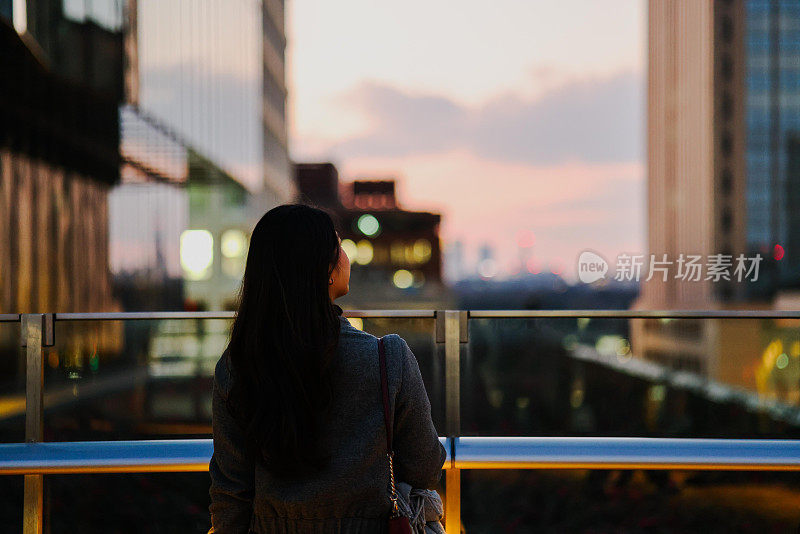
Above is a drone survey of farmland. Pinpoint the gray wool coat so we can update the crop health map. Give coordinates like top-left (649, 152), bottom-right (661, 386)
top-left (208, 311), bottom-right (447, 533)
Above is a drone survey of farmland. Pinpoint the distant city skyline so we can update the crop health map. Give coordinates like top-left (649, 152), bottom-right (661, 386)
top-left (287, 0), bottom-right (646, 281)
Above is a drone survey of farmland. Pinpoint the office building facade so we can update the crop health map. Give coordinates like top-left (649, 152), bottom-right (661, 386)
top-left (112, 0), bottom-right (294, 310)
top-left (637, 0), bottom-right (800, 400)
top-left (134, 0), bottom-right (293, 202)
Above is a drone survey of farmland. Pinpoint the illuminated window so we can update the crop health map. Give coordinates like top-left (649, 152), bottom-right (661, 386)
top-left (412, 239), bottom-right (432, 263)
top-left (390, 241), bottom-right (405, 264)
top-left (393, 269), bottom-right (413, 289)
top-left (221, 229), bottom-right (247, 258)
top-left (356, 240), bottom-right (374, 265)
top-left (180, 230), bottom-right (214, 280)
top-left (372, 244), bottom-right (389, 264)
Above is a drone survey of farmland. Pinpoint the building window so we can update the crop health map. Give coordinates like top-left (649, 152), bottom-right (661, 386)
top-left (720, 15), bottom-right (733, 44)
top-left (721, 91), bottom-right (733, 121)
top-left (720, 54), bottom-right (733, 82)
top-left (721, 168), bottom-right (733, 195)
top-left (721, 208), bottom-right (732, 233)
top-left (721, 132), bottom-right (733, 156)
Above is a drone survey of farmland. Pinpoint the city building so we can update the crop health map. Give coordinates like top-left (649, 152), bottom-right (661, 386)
top-left (0, 3), bottom-right (125, 381)
top-left (635, 0), bottom-right (800, 402)
top-left (110, 0), bottom-right (294, 311)
top-left (113, 105), bottom-right (253, 312)
top-left (295, 162), bottom-right (451, 309)
top-left (134, 0), bottom-right (293, 202)
top-left (182, 149), bottom-right (252, 312)
top-left (444, 239), bottom-right (466, 282)
top-left (0, 3), bottom-right (124, 316)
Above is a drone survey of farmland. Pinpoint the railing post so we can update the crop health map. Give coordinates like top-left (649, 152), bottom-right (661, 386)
top-left (21, 313), bottom-right (53, 534)
top-left (436, 310), bottom-right (467, 534)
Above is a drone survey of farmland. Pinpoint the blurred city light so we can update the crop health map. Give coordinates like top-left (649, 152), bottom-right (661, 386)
top-left (392, 269), bottom-right (413, 289)
top-left (355, 240), bottom-right (374, 265)
top-left (412, 239), bottom-right (432, 263)
top-left (357, 214), bottom-right (380, 236)
top-left (220, 229), bottom-right (247, 258)
top-left (180, 230), bottom-right (214, 280)
top-left (341, 239), bottom-right (358, 262)
top-left (478, 258), bottom-right (498, 279)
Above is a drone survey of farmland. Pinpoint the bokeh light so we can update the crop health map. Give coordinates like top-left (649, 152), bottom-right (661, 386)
top-left (180, 230), bottom-right (214, 280)
top-left (341, 239), bottom-right (358, 261)
top-left (355, 240), bottom-right (374, 265)
top-left (221, 229), bottom-right (247, 258)
top-left (393, 269), bottom-right (413, 288)
top-left (357, 214), bottom-right (380, 236)
top-left (478, 259), bottom-right (498, 279)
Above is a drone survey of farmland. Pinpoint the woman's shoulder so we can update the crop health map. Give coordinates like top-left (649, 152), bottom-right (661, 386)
top-left (379, 333), bottom-right (410, 360)
top-left (339, 320), bottom-right (411, 366)
top-left (340, 319), bottom-right (408, 352)
top-left (213, 348), bottom-right (234, 398)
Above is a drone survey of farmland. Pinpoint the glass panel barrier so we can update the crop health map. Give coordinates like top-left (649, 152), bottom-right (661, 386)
top-left (462, 317), bottom-right (800, 439)
top-left (46, 472), bottom-right (211, 533)
top-left (0, 476), bottom-right (23, 532)
top-left (11, 311), bottom-right (800, 531)
top-left (42, 316), bottom-right (438, 441)
top-left (460, 315), bottom-right (800, 531)
top-left (0, 319), bottom-right (23, 531)
top-left (462, 469), bottom-right (800, 532)
top-left (38, 315), bottom-right (438, 532)
top-left (355, 316), bottom-right (443, 431)
top-left (0, 318), bottom-right (24, 442)
top-left (43, 318), bottom-right (232, 442)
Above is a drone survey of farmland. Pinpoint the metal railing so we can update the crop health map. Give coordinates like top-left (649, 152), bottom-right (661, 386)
top-left (3, 309), bottom-right (800, 534)
top-left (5, 436), bottom-right (800, 474)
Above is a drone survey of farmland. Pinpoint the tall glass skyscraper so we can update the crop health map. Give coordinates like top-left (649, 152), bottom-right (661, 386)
top-left (109, 0), bottom-right (294, 310)
top-left (637, 0), bottom-right (800, 383)
top-left (744, 0), bottom-right (800, 294)
top-left (644, 0), bottom-right (800, 309)
top-left (135, 0), bottom-right (292, 199)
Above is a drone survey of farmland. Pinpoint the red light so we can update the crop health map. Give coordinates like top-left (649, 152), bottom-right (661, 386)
top-left (774, 244), bottom-right (785, 261)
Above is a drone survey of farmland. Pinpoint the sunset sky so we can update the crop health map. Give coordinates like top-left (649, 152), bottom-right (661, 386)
top-left (287, 0), bottom-right (646, 281)
top-left (133, 0), bottom-right (647, 282)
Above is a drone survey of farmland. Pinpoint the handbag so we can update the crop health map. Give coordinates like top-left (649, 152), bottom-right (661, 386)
top-left (378, 337), bottom-right (446, 534)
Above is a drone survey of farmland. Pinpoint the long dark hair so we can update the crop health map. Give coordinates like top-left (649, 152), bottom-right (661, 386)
top-left (225, 204), bottom-right (342, 478)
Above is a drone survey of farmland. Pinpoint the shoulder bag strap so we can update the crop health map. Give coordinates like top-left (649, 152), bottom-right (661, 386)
top-left (378, 336), bottom-right (393, 451)
top-left (378, 336), bottom-right (400, 516)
